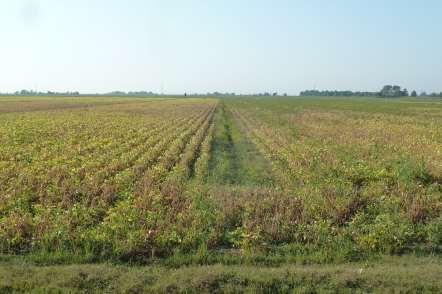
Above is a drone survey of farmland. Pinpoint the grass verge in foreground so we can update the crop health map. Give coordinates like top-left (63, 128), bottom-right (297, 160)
top-left (1, 255), bottom-right (441, 293)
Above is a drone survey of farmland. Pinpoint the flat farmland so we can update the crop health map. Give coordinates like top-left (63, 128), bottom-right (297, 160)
top-left (0, 96), bottom-right (441, 292)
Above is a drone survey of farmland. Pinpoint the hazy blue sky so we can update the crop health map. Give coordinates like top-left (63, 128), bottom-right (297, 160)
top-left (1, 0), bottom-right (441, 94)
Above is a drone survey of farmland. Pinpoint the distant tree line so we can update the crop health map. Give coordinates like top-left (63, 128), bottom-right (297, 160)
top-left (254, 92), bottom-right (288, 97)
top-left (0, 90), bottom-right (162, 97)
top-left (300, 85), bottom-right (442, 98)
top-left (1, 89), bottom-right (81, 96)
top-left (417, 91), bottom-right (442, 97)
top-left (379, 85), bottom-right (408, 97)
top-left (299, 90), bottom-right (378, 97)
top-left (206, 92), bottom-right (237, 96)
top-left (184, 92), bottom-right (289, 97)
top-left (1, 87), bottom-right (441, 98)
top-left (106, 91), bottom-right (159, 96)
top-left (179, 92), bottom-right (236, 97)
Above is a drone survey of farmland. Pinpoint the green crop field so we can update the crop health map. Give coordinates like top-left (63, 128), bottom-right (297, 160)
top-left (0, 96), bottom-right (441, 292)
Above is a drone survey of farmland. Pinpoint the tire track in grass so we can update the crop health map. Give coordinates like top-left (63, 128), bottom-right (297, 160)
top-left (202, 101), bottom-right (280, 253)
top-left (230, 107), bottom-right (295, 190)
top-left (207, 101), bottom-right (276, 187)
top-left (207, 102), bottom-right (239, 185)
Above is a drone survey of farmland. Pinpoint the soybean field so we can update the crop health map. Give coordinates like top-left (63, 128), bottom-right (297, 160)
top-left (0, 96), bottom-right (441, 292)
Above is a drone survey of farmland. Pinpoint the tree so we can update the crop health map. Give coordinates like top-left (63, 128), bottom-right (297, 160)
top-left (380, 85), bottom-right (406, 97)
top-left (392, 85), bottom-right (401, 92)
top-left (411, 90), bottom-right (417, 97)
top-left (380, 85), bottom-right (393, 97)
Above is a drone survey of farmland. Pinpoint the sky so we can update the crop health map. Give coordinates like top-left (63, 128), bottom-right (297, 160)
top-left (0, 0), bottom-right (441, 95)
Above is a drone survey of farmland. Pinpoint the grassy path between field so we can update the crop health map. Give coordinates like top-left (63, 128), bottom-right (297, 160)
top-left (206, 101), bottom-right (275, 187)
top-left (1, 255), bottom-right (441, 293)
